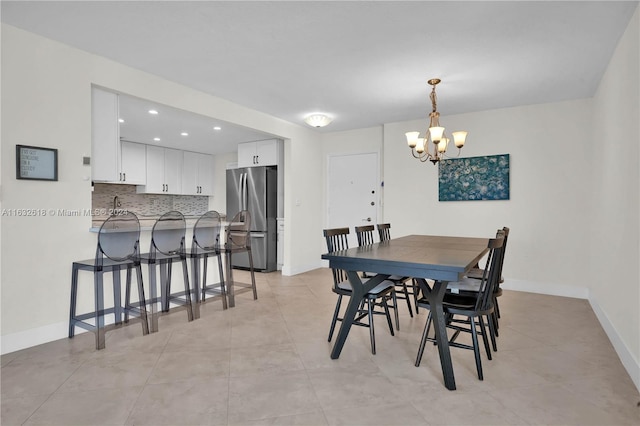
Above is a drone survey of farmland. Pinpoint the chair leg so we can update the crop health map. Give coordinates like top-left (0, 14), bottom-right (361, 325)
top-left (392, 291), bottom-right (400, 331)
top-left (478, 315), bottom-right (492, 360)
top-left (69, 264), bottom-right (79, 338)
top-left (368, 299), bottom-right (376, 355)
top-left (401, 282), bottom-right (414, 317)
top-left (124, 265), bottom-right (132, 323)
top-left (247, 248), bottom-right (258, 300)
top-left (487, 313), bottom-right (498, 352)
top-left (328, 295), bottom-right (343, 342)
top-left (217, 254), bottom-right (228, 310)
top-left (469, 316), bottom-right (483, 380)
top-left (112, 266), bottom-right (123, 326)
top-left (415, 311), bottom-right (432, 367)
top-left (382, 296), bottom-right (395, 337)
top-left (135, 264), bottom-right (150, 335)
top-left (181, 259), bottom-right (195, 321)
top-left (94, 270), bottom-right (106, 350)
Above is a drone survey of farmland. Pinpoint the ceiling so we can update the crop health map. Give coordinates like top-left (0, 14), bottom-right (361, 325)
top-left (2, 1), bottom-right (637, 154)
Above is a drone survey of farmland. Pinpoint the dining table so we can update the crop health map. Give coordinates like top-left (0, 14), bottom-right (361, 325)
top-left (321, 234), bottom-right (489, 390)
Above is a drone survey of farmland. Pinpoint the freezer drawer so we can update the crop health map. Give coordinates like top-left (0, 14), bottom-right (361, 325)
top-left (230, 231), bottom-right (276, 272)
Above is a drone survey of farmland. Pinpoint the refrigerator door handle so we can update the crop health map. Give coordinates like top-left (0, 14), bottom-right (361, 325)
top-left (241, 172), bottom-right (248, 211)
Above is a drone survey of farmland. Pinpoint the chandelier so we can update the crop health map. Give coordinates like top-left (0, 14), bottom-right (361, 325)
top-left (405, 78), bottom-right (467, 164)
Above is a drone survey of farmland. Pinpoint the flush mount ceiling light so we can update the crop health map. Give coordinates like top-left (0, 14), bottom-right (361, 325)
top-left (405, 78), bottom-right (468, 164)
top-left (148, 109), bottom-right (158, 115)
top-left (304, 113), bottom-right (333, 128)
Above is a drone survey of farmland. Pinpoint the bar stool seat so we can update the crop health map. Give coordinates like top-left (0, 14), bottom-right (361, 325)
top-left (69, 212), bottom-right (149, 350)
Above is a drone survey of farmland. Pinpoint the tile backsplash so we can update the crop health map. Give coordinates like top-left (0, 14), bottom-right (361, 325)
top-left (92, 183), bottom-right (209, 217)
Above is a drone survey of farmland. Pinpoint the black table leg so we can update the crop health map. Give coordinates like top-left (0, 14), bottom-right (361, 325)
top-left (417, 278), bottom-right (456, 390)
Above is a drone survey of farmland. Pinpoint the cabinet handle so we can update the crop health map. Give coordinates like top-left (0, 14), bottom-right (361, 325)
top-left (123, 172), bottom-right (126, 182)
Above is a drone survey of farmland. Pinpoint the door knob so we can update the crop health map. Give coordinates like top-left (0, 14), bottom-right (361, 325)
top-left (363, 217), bottom-right (372, 222)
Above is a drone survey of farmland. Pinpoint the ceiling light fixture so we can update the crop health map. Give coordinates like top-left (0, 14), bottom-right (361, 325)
top-left (180, 132), bottom-right (189, 136)
top-left (213, 126), bottom-right (221, 131)
top-left (304, 113), bottom-right (333, 128)
top-left (148, 109), bottom-right (158, 115)
top-left (405, 78), bottom-right (467, 164)
top-left (153, 137), bottom-right (160, 141)
top-left (118, 118), bottom-right (124, 123)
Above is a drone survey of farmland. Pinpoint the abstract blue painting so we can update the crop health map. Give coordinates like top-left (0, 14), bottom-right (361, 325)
top-left (438, 154), bottom-right (510, 201)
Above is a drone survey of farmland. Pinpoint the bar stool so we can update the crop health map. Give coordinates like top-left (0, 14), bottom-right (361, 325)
top-left (136, 211), bottom-right (195, 332)
top-left (189, 210), bottom-right (227, 309)
top-left (220, 210), bottom-right (257, 307)
top-left (69, 212), bottom-right (149, 350)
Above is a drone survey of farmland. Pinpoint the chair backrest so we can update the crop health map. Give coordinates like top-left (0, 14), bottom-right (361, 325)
top-left (226, 210), bottom-right (251, 250)
top-left (323, 227), bottom-right (350, 287)
top-left (151, 211), bottom-right (186, 257)
top-left (355, 225), bottom-right (376, 247)
top-left (474, 231), bottom-right (506, 311)
top-left (377, 223), bottom-right (392, 242)
top-left (193, 210), bottom-right (222, 251)
top-left (97, 212), bottom-right (141, 265)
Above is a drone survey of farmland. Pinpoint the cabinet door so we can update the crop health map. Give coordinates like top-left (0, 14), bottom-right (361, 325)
top-left (197, 153), bottom-right (214, 195)
top-left (91, 88), bottom-right (120, 182)
top-left (255, 139), bottom-right (279, 166)
top-left (182, 151), bottom-right (199, 195)
top-left (120, 141), bottom-right (146, 185)
top-left (143, 145), bottom-right (165, 193)
top-left (237, 142), bottom-right (256, 168)
top-left (164, 148), bottom-right (183, 194)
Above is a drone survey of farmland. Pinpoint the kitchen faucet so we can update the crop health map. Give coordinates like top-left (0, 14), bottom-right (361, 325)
top-left (113, 195), bottom-right (121, 210)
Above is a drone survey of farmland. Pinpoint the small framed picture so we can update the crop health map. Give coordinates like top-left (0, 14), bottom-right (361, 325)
top-left (16, 145), bottom-right (58, 181)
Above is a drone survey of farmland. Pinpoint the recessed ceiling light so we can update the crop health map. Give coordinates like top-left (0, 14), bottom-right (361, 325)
top-left (213, 126), bottom-right (221, 131)
top-left (181, 132), bottom-right (189, 136)
top-left (118, 118), bottom-right (124, 123)
top-left (148, 109), bottom-right (158, 115)
top-left (153, 137), bottom-right (161, 141)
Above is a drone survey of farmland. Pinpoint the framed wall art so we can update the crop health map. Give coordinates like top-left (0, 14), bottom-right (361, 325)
top-left (438, 154), bottom-right (510, 201)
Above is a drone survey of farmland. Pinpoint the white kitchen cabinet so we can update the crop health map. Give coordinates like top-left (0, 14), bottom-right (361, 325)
top-left (138, 145), bottom-right (182, 194)
top-left (91, 87), bottom-right (120, 182)
top-left (182, 151), bottom-right (214, 195)
top-left (237, 139), bottom-right (281, 168)
top-left (91, 87), bottom-right (146, 184)
top-left (119, 141), bottom-right (146, 184)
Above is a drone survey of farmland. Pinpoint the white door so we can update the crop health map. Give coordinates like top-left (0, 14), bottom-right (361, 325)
top-left (327, 152), bottom-right (379, 248)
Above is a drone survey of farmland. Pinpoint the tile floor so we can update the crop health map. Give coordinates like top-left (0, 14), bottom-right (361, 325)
top-left (2, 268), bottom-right (639, 425)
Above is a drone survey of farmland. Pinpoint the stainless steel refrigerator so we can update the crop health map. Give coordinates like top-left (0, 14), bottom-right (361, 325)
top-left (226, 166), bottom-right (277, 272)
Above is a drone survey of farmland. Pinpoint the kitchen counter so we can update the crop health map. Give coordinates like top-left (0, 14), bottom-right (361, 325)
top-left (90, 214), bottom-right (208, 233)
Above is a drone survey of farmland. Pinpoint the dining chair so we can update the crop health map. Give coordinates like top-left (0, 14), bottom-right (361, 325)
top-left (69, 212), bottom-right (149, 349)
top-left (415, 232), bottom-right (505, 381)
top-left (355, 225), bottom-right (400, 329)
top-left (452, 227), bottom-right (510, 334)
top-left (220, 210), bottom-right (257, 305)
top-left (189, 210), bottom-right (227, 309)
top-left (324, 227), bottom-right (397, 355)
top-left (136, 211), bottom-right (195, 332)
top-left (376, 223), bottom-right (420, 316)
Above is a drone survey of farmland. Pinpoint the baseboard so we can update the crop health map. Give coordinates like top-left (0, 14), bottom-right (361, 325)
top-left (281, 261), bottom-right (323, 277)
top-left (1, 320), bottom-right (84, 355)
top-left (589, 296), bottom-right (640, 393)
top-left (501, 278), bottom-right (589, 299)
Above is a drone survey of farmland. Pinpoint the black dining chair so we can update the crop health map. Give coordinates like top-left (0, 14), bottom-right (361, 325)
top-left (355, 225), bottom-right (400, 329)
top-left (451, 227), bottom-right (510, 334)
top-left (376, 223), bottom-right (420, 316)
top-left (69, 212), bottom-right (149, 349)
top-left (324, 227), bottom-right (397, 355)
top-left (415, 231), bottom-right (505, 381)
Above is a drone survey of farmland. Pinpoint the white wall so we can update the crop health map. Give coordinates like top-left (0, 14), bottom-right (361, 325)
top-left (0, 24), bottom-right (323, 352)
top-left (590, 7), bottom-right (639, 389)
top-left (384, 99), bottom-right (594, 297)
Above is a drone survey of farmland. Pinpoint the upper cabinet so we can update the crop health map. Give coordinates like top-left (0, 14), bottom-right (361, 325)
top-left (138, 145), bottom-right (182, 194)
top-left (238, 139), bottom-right (282, 168)
top-left (91, 87), bottom-right (146, 184)
top-left (182, 151), bottom-right (214, 196)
